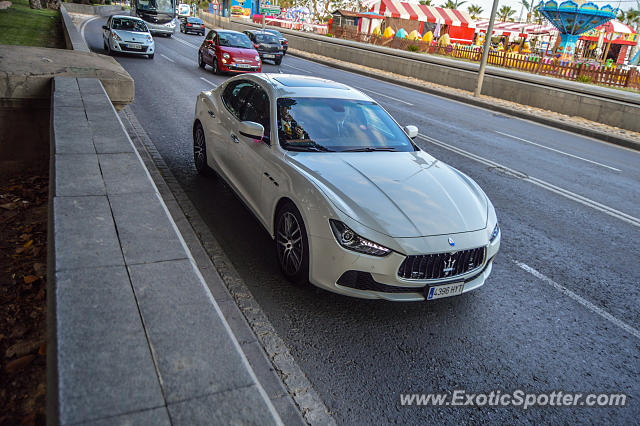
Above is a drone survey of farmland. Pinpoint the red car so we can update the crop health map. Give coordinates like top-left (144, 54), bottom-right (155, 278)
top-left (198, 29), bottom-right (262, 74)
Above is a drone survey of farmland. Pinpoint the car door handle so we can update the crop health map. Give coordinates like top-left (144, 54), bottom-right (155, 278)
top-left (231, 134), bottom-right (239, 143)
top-left (208, 110), bottom-right (215, 118)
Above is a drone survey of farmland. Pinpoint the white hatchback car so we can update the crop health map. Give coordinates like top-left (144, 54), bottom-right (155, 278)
top-left (193, 74), bottom-right (500, 301)
top-left (102, 15), bottom-right (155, 59)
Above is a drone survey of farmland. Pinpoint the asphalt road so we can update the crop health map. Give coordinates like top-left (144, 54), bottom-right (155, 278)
top-left (86, 21), bottom-right (639, 424)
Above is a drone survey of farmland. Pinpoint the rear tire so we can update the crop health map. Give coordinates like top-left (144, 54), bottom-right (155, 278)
top-left (193, 122), bottom-right (215, 176)
top-left (275, 202), bottom-right (310, 285)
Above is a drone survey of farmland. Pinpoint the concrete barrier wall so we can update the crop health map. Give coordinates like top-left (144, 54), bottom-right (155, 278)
top-left (60, 2), bottom-right (126, 16)
top-left (201, 13), bottom-right (640, 133)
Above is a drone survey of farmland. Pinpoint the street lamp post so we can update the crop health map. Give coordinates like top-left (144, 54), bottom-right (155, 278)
top-left (474, 0), bottom-right (500, 97)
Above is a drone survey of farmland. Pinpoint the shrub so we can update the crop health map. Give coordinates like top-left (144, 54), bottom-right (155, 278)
top-left (407, 44), bottom-right (419, 52)
top-left (576, 74), bottom-right (592, 83)
top-left (325, 33), bottom-right (333, 37)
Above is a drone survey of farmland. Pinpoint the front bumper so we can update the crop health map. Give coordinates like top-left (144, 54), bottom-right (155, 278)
top-left (147, 22), bottom-right (175, 35)
top-left (110, 39), bottom-right (154, 55)
top-left (220, 62), bottom-right (261, 73)
top-left (308, 228), bottom-right (500, 301)
top-left (259, 52), bottom-right (282, 61)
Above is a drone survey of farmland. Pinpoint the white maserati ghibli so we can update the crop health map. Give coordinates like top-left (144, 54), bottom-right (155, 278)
top-left (193, 74), bottom-right (500, 301)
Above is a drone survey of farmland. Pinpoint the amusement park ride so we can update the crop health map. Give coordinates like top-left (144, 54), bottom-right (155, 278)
top-left (537, 0), bottom-right (618, 60)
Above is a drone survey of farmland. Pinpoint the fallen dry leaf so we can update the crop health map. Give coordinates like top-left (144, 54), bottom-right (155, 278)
top-left (38, 342), bottom-right (46, 356)
top-left (5, 355), bottom-right (35, 374)
top-left (23, 275), bottom-right (38, 284)
top-left (5, 340), bottom-right (43, 358)
top-left (23, 240), bottom-right (34, 249)
top-left (0, 202), bottom-right (18, 210)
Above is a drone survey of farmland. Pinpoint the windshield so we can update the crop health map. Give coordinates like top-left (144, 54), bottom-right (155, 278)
top-left (187, 17), bottom-right (202, 23)
top-left (135, 0), bottom-right (174, 14)
top-left (218, 32), bottom-right (253, 49)
top-left (112, 17), bottom-right (149, 32)
top-left (254, 33), bottom-right (279, 44)
top-left (277, 98), bottom-right (416, 152)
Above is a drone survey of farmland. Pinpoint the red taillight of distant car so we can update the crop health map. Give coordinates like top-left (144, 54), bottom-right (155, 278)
top-left (187, 23), bottom-right (192, 26)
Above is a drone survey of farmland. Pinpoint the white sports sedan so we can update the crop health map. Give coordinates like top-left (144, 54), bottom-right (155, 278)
top-left (193, 74), bottom-right (500, 301)
top-left (102, 15), bottom-right (155, 59)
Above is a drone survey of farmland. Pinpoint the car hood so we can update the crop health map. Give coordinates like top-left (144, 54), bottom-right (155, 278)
top-left (287, 151), bottom-right (488, 238)
top-left (220, 46), bottom-right (258, 60)
top-left (113, 30), bottom-right (150, 43)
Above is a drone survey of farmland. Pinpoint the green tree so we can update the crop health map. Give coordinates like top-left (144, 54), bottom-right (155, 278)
top-left (467, 4), bottom-right (483, 19)
top-left (441, 0), bottom-right (467, 9)
top-left (497, 5), bottom-right (516, 22)
top-left (419, 0), bottom-right (433, 5)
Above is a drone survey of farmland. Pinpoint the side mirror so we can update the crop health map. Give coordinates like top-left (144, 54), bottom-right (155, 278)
top-left (404, 125), bottom-right (418, 139)
top-left (102, 25), bottom-right (109, 30)
top-left (239, 121), bottom-right (265, 140)
top-left (206, 39), bottom-right (213, 45)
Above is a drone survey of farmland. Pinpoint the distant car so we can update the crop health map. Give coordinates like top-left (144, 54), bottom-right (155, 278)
top-left (102, 15), bottom-right (155, 59)
top-left (243, 30), bottom-right (283, 65)
top-left (264, 28), bottom-right (288, 55)
top-left (180, 16), bottom-right (205, 35)
top-left (192, 74), bottom-right (501, 301)
top-left (198, 29), bottom-right (261, 74)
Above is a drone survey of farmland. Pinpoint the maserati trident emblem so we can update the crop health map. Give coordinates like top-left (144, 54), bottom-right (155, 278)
top-left (443, 256), bottom-right (456, 276)
top-left (448, 237), bottom-right (455, 247)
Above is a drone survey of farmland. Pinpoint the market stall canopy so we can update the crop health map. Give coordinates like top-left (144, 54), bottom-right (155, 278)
top-left (369, 0), bottom-right (476, 28)
top-left (597, 19), bottom-right (636, 34)
top-left (475, 19), bottom-right (558, 35)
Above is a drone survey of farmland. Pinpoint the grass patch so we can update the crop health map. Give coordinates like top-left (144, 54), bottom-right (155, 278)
top-left (0, 0), bottom-right (64, 48)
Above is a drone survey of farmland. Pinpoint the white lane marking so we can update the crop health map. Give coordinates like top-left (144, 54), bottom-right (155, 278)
top-left (172, 36), bottom-right (199, 49)
top-left (418, 133), bottom-right (640, 228)
top-left (200, 77), bottom-right (218, 87)
top-left (282, 64), bottom-right (312, 74)
top-left (515, 261), bottom-right (640, 340)
top-left (80, 16), bottom-right (101, 45)
top-left (496, 131), bottom-right (621, 172)
top-left (160, 54), bottom-right (175, 63)
top-left (353, 86), bottom-right (414, 106)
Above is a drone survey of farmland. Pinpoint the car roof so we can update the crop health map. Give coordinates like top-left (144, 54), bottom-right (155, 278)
top-left (216, 29), bottom-right (246, 35)
top-left (239, 74), bottom-right (373, 101)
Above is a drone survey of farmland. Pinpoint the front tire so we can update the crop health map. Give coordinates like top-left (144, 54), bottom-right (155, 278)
top-left (212, 57), bottom-right (219, 74)
top-left (105, 39), bottom-right (112, 55)
top-left (275, 202), bottom-right (310, 285)
top-left (148, 53), bottom-right (154, 59)
top-left (198, 51), bottom-right (205, 68)
top-left (275, 57), bottom-right (282, 65)
top-left (193, 122), bottom-right (214, 176)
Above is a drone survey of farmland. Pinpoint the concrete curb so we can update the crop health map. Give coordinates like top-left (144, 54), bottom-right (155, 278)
top-left (48, 76), bottom-right (283, 426)
top-left (289, 50), bottom-right (640, 152)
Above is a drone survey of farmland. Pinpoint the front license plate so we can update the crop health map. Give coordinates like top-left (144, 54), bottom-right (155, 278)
top-left (235, 64), bottom-right (252, 69)
top-left (426, 282), bottom-right (465, 300)
top-left (263, 54), bottom-right (275, 58)
top-left (127, 43), bottom-right (143, 49)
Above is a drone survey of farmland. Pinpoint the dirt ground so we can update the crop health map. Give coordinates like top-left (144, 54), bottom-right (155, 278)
top-left (0, 173), bottom-right (48, 426)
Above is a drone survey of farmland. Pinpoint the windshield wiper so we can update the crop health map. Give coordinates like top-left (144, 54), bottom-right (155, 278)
top-left (341, 147), bottom-right (398, 152)
top-left (282, 142), bottom-right (333, 152)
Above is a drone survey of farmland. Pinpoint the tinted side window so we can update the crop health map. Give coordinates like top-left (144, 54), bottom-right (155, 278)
top-left (205, 30), bottom-right (215, 41)
top-left (222, 81), bottom-right (254, 119)
top-left (240, 86), bottom-right (270, 137)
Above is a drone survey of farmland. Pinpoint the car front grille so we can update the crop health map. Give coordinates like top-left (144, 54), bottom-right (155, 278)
top-left (337, 271), bottom-right (423, 294)
top-left (398, 247), bottom-right (485, 280)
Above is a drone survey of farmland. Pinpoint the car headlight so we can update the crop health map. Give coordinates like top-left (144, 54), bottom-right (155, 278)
top-left (489, 223), bottom-right (500, 242)
top-left (254, 55), bottom-right (260, 61)
top-left (222, 53), bottom-right (230, 59)
top-left (146, 35), bottom-right (153, 42)
top-left (329, 220), bottom-right (391, 257)
top-left (112, 33), bottom-right (122, 41)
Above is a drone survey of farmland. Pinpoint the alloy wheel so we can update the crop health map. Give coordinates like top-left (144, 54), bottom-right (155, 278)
top-left (193, 125), bottom-right (207, 173)
top-left (276, 212), bottom-right (303, 276)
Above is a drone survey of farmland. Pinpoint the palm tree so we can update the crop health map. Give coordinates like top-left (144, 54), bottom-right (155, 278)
top-left (497, 5), bottom-right (516, 22)
top-left (518, 0), bottom-right (530, 22)
top-left (441, 0), bottom-right (467, 9)
top-left (467, 4), bottom-right (483, 19)
top-left (420, 0), bottom-right (434, 5)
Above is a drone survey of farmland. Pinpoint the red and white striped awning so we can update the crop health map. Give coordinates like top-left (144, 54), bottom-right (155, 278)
top-left (597, 20), bottom-right (636, 34)
top-left (475, 19), bottom-right (557, 35)
top-left (370, 0), bottom-right (476, 28)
